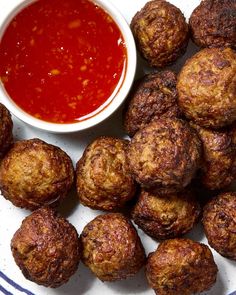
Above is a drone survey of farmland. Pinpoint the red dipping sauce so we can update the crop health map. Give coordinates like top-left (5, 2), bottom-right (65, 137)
top-left (0, 0), bottom-right (127, 123)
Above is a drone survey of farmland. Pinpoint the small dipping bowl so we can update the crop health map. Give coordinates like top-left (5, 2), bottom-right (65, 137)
top-left (0, 0), bottom-right (136, 133)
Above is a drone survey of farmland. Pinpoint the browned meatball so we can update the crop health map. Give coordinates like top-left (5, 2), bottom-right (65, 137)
top-left (191, 123), bottom-right (236, 190)
top-left (132, 189), bottom-right (200, 240)
top-left (11, 207), bottom-right (81, 287)
top-left (146, 239), bottom-right (218, 295)
top-left (0, 103), bottom-right (13, 157)
top-left (124, 71), bottom-right (182, 137)
top-left (127, 118), bottom-right (202, 194)
top-left (189, 0), bottom-right (236, 49)
top-left (81, 213), bottom-right (146, 281)
top-left (230, 122), bottom-right (236, 177)
top-left (203, 192), bottom-right (236, 260)
top-left (76, 137), bottom-right (136, 211)
top-left (131, 0), bottom-right (189, 68)
top-left (0, 138), bottom-right (74, 210)
top-left (177, 47), bottom-right (236, 129)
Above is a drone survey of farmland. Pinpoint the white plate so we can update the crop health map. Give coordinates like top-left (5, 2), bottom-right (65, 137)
top-left (0, 1), bottom-right (235, 295)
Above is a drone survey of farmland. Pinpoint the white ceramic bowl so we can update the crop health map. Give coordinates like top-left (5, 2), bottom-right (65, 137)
top-left (0, 0), bottom-right (136, 133)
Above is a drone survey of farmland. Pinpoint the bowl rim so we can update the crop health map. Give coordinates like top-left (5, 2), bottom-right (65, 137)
top-left (0, 0), bottom-right (137, 133)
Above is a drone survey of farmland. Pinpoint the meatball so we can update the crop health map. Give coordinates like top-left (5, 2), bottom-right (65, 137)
top-left (124, 71), bottom-right (182, 137)
top-left (131, 0), bottom-right (189, 68)
top-left (81, 213), bottom-right (146, 281)
top-left (11, 207), bottom-right (81, 287)
top-left (76, 137), bottom-right (136, 211)
top-left (127, 118), bottom-right (202, 194)
top-left (203, 192), bottom-right (236, 260)
top-left (0, 103), bottom-right (13, 157)
top-left (177, 47), bottom-right (236, 129)
top-left (132, 189), bottom-right (200, 240)
top-left (191, 123), bottom-right (236, 190)
top-left (0, 138), bottom-right (74, 210)
top-left (189, 0), bottom-right (236, 49)
top-left (146, 239), bottom-right (218, 295)
top-left (230, 122), bottom-right (236, 177)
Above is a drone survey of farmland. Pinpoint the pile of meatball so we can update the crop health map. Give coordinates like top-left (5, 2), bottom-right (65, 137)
top-left (0, 0), bottom-right (235, 294)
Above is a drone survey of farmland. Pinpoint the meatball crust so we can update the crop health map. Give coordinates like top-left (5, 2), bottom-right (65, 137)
top-left (229, 122), bottom-right (236, 177)
top-left (131, 0), bottom-right (189, 68)
top-left (132, 189), bottom-right (200, 240)
top-left (191, 123), bottom-right (236, 190)
top-left (177, 47), bottom-right (236, 129)
top-left (81, 213), bottom-right (146, 281)
top-left (146, 239), bottom-right (218, 295)
top-left (0, 138), bottom-right (74, 210)
top-left (203, 192), bottom-right (236, 260)
top-left (189, 0), bottom-right (236, 49)
top-left (11, 207), bottom-right (81, 287)
top-left (127, 118), bottom-right (202, 193)
top-left (0, 103), bottom-right (13, 157)
top-left (124, 71), bottom-right (182, 137)
top-left (76, 137), bottom-right (136, 211)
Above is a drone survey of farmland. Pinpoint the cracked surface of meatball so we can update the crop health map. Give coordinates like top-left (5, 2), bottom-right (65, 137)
top-left (146, 238), bottom-right (218, 295)
top-left (11, 207), bottom-right (81, 287)
top-left (76, 137), bottom-right (136, 211)
top-left (131, 0), bottom-right (189, 67)
top-left (0, 103), bottom-right (13, 157)
top-left (0, 138), bottom-right (74, 210)
top-left (203, 192), bottom-right (236, 260)
top-left (132, 189), bottom-right (200, 240)
top-left (124, 71), bottom-right (181, 137)
top-left (81, 213), bottom-right (146, 281)
top-left (127, 118), bottom-right (202, 194)
top-left (190, 0), bottom-right (236, 49)
top-left (191, 123), bottom-right (236, 190)
top-left (177, 47), bottom-right (236, 129)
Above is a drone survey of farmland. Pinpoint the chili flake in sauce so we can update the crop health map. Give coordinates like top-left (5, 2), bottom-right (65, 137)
top-left (0, 0), bottom-right (127, 123)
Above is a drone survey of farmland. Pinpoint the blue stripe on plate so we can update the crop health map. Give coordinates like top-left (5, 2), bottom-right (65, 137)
top-left (0, 271), bottom-right (35, 295)
top-left (229, 292), bottom-right (236, 295)
top-left (0, 284), bottom-right (13, 295)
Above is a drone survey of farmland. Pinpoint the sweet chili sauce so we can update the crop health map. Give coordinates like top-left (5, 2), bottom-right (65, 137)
top-left (0, 0), bottom-right (127, 123)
